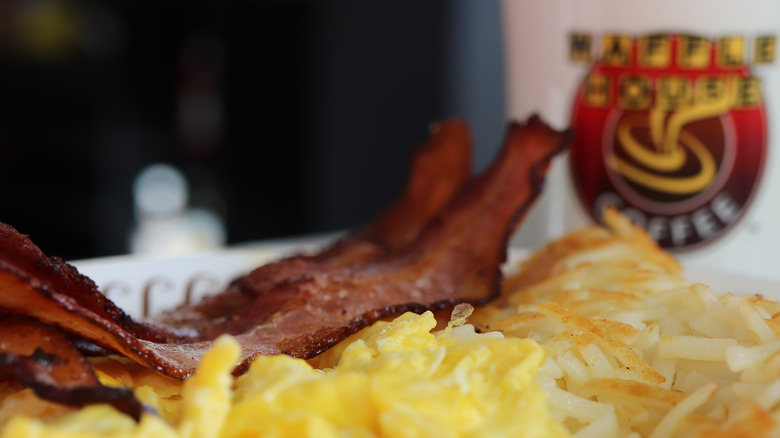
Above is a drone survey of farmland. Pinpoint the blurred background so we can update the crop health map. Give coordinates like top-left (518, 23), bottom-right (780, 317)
top-left (0, 0), bottom-right (506, 260)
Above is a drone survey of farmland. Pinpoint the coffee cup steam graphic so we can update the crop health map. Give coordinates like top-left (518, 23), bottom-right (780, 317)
top-left (604, 77), bottom-right (738, 210)
top-left (607, 77), bottom-right (738, 199)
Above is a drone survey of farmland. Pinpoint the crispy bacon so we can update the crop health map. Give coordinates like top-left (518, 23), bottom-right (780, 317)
top-left (0, 116), bottom-right (569, 410)
top-left (317, 118), bottom-right (474, 257)
top-left (0, 224), bottom-right (168, 343)
top-left (151, 119), bottom-right (474, 334)
top-left (0, 315), bottom-right (144, 420)
top-left (154, 116), bottom-right (569, 358)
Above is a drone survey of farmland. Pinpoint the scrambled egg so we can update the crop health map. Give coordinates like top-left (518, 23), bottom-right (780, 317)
top-left (0, 311), bottom-right (567, 438)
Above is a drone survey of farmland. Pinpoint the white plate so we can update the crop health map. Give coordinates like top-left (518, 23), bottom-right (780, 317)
top-left (71, 242), bottom-right (780, 319)
top-left (684, 267), bottom-right (780, 299)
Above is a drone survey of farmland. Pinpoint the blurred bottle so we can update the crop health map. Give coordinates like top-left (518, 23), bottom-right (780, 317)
top-left (129, 163), bottom-right (225, 255)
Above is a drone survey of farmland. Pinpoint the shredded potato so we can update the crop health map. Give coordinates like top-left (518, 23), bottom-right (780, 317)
top-left (472, 207), bottom-right (780, 437)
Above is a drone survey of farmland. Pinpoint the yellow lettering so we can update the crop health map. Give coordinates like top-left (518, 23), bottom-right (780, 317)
top-left (602, 34), bottom-right (632, 66)
top-left (694, 77), bottom-right (725, 105)
top-left (656, 77), bottom-right (691, 110)
top-left (619, 76), bottom-right (651, 110)
top-left (717, 36), bottom-right (745, 67)
top-left (737, 77), bottom-right (761, 107)
top-left (584, 74), bottom-right (611, 107)
top-left (678, 35), bottom-right (710, 68)
top-left (754, 35), bottom-right (775, 64)
top-left (639, 34), bottom-right (671, 67)
top-left (570, 33), bottom-right (593, 62)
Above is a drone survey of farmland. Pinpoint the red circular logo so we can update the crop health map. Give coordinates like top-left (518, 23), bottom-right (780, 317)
top-left (570, 34), bottom-right (767, 251)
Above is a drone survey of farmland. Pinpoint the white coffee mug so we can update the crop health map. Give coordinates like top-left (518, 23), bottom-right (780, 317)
top-left (503, 0), bottom-right (780, 282)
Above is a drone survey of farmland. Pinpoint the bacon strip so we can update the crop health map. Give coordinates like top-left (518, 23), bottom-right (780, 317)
top-left (317, 118), bottom-right (474, 257)
top-left (151, 119), bottom-right (473, 335)
top-left (0, 315), bottom-right (143, 419)
top-left (222, 115), bottom-right (569, 367)
top-left (0, 116), bottom-right (569, 387)
top-left (0, 224), bottom-right (169, 343)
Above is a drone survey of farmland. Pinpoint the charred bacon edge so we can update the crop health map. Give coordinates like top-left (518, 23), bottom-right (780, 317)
top-left (0, 353), bottom-right (144, 421)
top-left (0, 316), bottom-right (147, 420)
top-left (0, 263), bottom-right (189, 378)
top-left (0, 226), bottom-right (168, 344)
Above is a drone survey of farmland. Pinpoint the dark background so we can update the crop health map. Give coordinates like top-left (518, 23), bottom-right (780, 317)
top-left (0, 0), bottom-right (505, 260)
